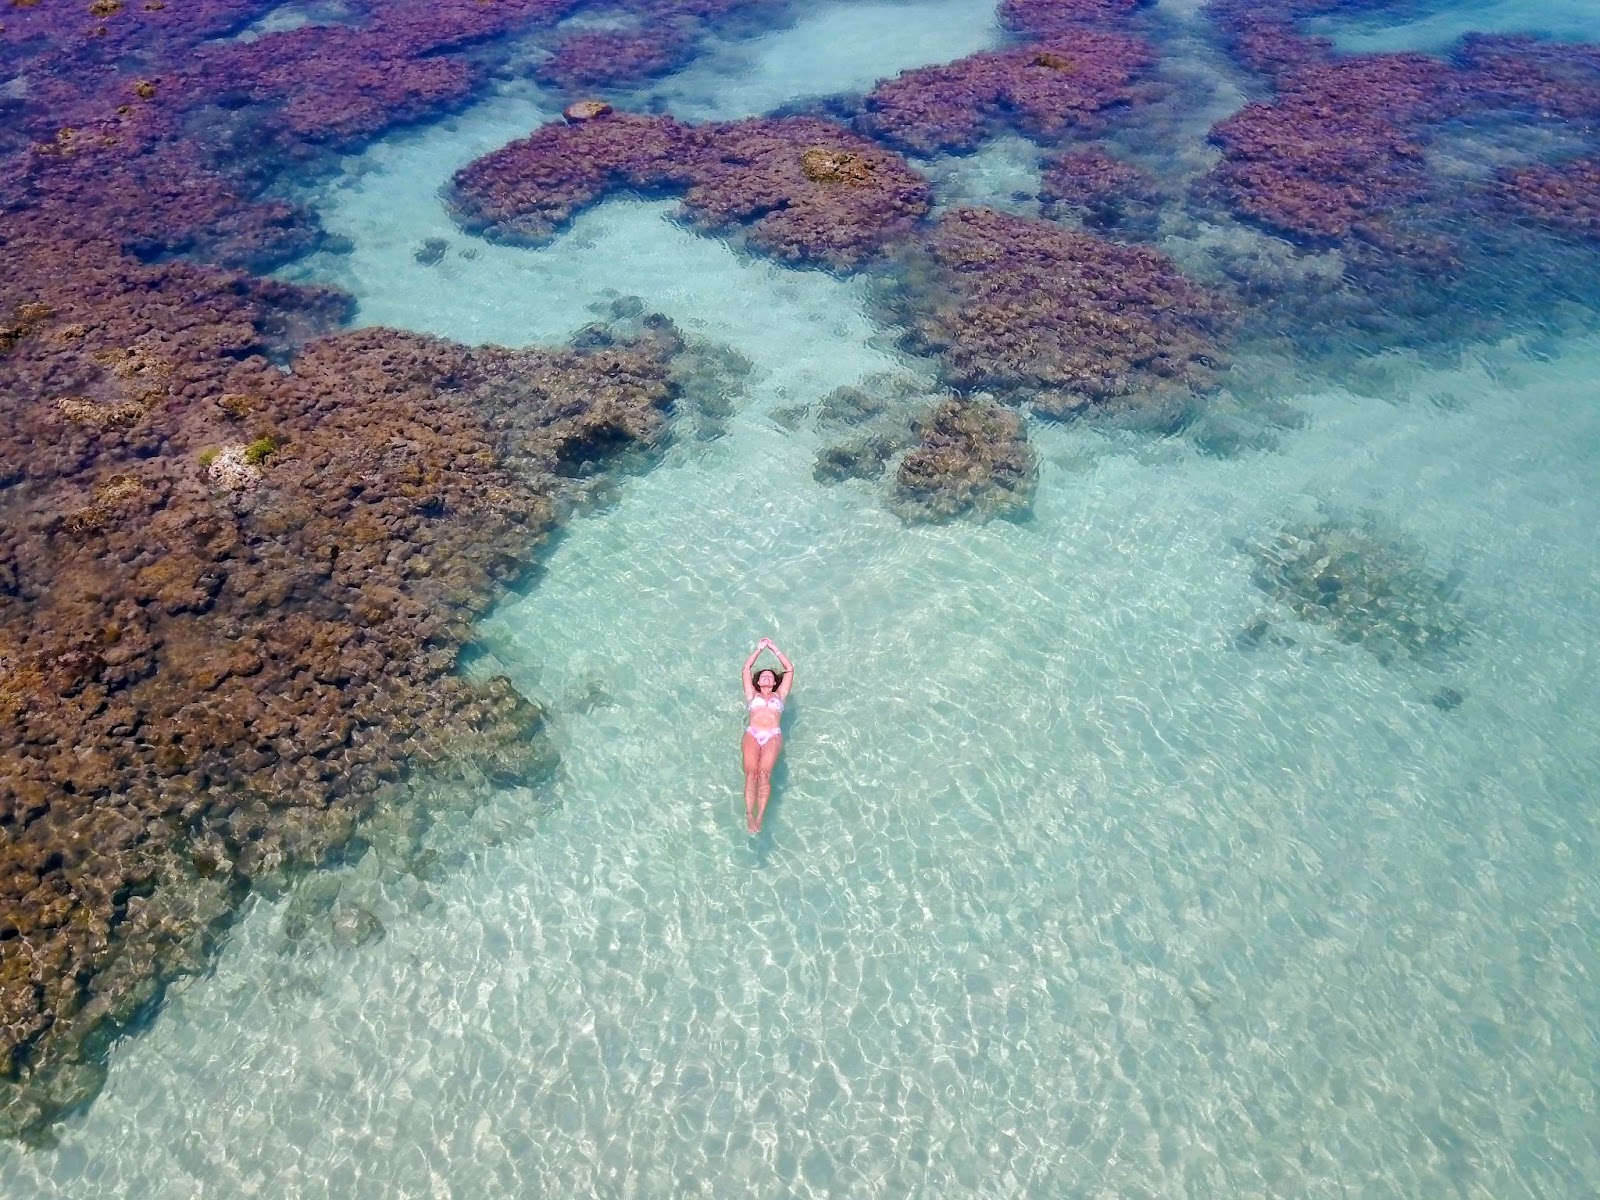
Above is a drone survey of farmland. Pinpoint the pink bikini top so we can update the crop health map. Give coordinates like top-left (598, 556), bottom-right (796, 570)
top-left (748, 694), bottom-right (784, 713)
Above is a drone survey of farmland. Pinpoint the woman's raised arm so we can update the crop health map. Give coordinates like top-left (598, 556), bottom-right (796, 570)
top-left (742, 644), bottom-right (762, 699)
top-left (768, 642), bottom-right (795, 700)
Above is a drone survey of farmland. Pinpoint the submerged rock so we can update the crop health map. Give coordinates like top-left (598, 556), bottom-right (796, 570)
top-left (1248, 515), bottom-right (1469, 663)
top-left (891, 397), bottom-right (1037, 522)
top-left (413, 237), bottom-right (449, 265)
top-left (329, 905), bottom-right (385, 950)
top-left (814, 433), bottom-right (902, 482)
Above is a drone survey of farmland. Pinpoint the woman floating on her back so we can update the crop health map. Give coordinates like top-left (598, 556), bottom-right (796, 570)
top-left (741, 638), bottom-right (793, 834)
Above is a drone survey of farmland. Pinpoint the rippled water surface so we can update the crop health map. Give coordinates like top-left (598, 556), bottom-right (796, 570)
top-left (5, 0), bottom-right (1600, 1196)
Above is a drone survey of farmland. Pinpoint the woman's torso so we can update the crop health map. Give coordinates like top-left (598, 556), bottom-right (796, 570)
top-left (747, 692), bottom-right (783, 731)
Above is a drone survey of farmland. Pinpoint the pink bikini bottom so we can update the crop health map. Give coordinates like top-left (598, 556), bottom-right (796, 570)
top-left (746, 726), bottom-right (782, 748)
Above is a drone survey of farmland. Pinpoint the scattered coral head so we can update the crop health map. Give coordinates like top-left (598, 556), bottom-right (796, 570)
top-left (133, 79), bottom-right (157, 100)
top-left (893, 397), bottom-right (1037, 521)
top-left (800, 147), bottom-right (876, 186)
top-left (1032, 52), bottom-right (1076, 71)
top-left (89, 0), bottom-right (122, 14)
top-left (56, 395), bottom-right (148, 428)
top-left (563, 99), bottom-right (613, 123)
top-left (94, 345), bottom-right (172, 384)
top-left (1250, 515), bottom-right (1468, 662)
top-left (1, 303), bottom-right (53, 354)
top-left (215, 392), bottom-right (257, 418)
top-left (206, 444), bottom-right (264, 491)
top-left (95, 474), bottom-right (146, 506)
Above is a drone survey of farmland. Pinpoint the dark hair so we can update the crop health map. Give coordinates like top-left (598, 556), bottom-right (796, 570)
top-left (754, 667), bottom-right (785, 690)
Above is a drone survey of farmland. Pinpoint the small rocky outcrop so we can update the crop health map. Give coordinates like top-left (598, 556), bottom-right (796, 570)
top-left (890, 397), bottom-right (1037, 521)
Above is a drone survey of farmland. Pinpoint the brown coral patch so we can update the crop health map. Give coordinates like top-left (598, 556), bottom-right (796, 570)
top-left (891, 208), bottom-right (1234, 413)
top-left (562, 99), bottom-right (613, 123)
top-left (55, 396), bottom-right (149, 428)
top-left (892, 397), bottom-right (1037, 522)
top-left (800, 147), bottom-right (876, 186)
top-left (1032, 52), bottom-right (1076, 70)
top-left (93, 473), bottom-right (146, 507)
top-left (0, 231), bottom-right (687, 1133)
top-left (0, 304), bottom-right (54, 355)
top-left (215, 392), bottom-right (258, 419)
top-left (93, 345), bottom-right (172, 384)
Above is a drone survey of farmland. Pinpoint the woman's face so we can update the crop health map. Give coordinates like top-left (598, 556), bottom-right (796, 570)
top-left (756, 670), bottom-right (777, 691)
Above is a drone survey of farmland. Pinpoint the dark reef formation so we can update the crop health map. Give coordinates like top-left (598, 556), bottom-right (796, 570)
top-left (1202, 5), bottom-right (1600, 256)
top-left (451, 111), bottom-right (698, 240)
top-left (891, 398), bottom-right (1037, 522)
top-left (1248, 515), bottom-right (1468, 664)
top-left (0, 233), bottom-right (684, 1135)
top-left (450, 111), bottom-right (932, 270)
top-left (808, 383), bottom-right (1035, 522)
top-left (0, 0), bottom-right (713, 1141)
top-left (858, 31), bottom-right (1157, 157)
top-left (1206, 53), bottom-right (1451, 244)
top-left (534, 27), bottom-right (696, 92)
top-left (1190, 2), bottom-right (1600, 354)
top-left (1499, 157), bottom-right (1600, 241)
top-left (1041, 149), bottom-right (1166, 236)
top-left (887, 207), bottom-right (1235, 416)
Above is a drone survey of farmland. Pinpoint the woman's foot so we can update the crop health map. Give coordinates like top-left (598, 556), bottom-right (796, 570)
top-left (747, 808), bottom-right (759, 834)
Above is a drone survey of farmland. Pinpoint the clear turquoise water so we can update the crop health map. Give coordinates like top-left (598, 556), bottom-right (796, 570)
top-left (1308, 0), bottom-right (1600, 52)
top-left (5, 0), bottom-right (1600, 1195)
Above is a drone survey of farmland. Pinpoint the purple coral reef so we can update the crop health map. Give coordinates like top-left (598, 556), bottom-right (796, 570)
top-left (0, 0), bottom-right (713, 1139)
top-left (1041, 149), bottom-right (1166, 235)
top-left (859, 30), bottom-right (1157, 156)
top-left (1202, 2), bottom-right (1600, 260)
top-left (534, 27), bottom-right (696, 91)
top-left (451, 112), bottom-right (933, 270)
top-left (891, 207), bottom-right (1235, 416)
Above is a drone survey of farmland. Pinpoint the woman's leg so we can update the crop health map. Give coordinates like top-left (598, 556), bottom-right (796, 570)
top-left (742, 733), bottom-right (761, 833)
top-left (753, 735), bottom-right (782, 832)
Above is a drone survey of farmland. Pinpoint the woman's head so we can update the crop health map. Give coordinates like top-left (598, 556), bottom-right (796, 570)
top-left (755, 668), bottom-right (784, 692)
